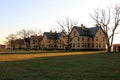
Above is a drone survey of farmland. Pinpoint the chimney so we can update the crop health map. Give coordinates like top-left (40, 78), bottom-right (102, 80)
top-left (55, 31), bottom-right (57, 33)
top-left (81, 24), bottom-right (85, 29)
top-left (50, 30), bottom-right (52, 34)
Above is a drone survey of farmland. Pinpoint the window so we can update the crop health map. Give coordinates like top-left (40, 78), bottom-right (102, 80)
top-left (78, 43), bottom-right (80, 47)
top-left (49, 41), bottom-right (50, 43)
top-left (32, 40), bottom-right (35, 44)
top-left (49, 45), bottom-right (50, 48)
top-left (82, 37), bottom-right (84, 41)
top-left (92, 43), bottom-right (94, 48)
top-left (84, 43), bottom-right (86, 47)
top-left (92, 37), bottom-right (94, 41)
top-left (88, 37), bottom-right (90, 41)
top-left (82, 43), bottom-right (84, 47)
top-left (78, 37), bottom-right (80, 41)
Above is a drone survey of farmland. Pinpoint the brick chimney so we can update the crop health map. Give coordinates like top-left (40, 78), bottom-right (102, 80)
top-left (81, 24), bottom-right (85, 29)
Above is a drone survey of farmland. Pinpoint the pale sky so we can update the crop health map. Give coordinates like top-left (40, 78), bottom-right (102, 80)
top-left (0, 0), bottom-right (120, 44)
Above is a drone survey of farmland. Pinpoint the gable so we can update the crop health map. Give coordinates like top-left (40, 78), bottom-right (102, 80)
top-left (95, 28), bottom-right (106, 37)
top-left (69, 27), bottom-right (80, 38)
top-left (59, 32), bottom-right (67, 38)
top-left (42, 33), bottom-right (48, 41)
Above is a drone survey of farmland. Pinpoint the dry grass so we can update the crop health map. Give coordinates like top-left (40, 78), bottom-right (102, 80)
top-left (0, 51), bottom-right (100, 61)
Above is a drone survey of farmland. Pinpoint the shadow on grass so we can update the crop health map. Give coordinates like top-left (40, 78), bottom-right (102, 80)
top-left (0, 50), bottom-right (66, 55)
top-left (0, 52), bottom-right (120, 80)
top-left (0, 51), bottom-right (107, 62)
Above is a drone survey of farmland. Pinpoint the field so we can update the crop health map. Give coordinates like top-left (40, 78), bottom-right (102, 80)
top-left (0, 50), bottom-right (120, 80)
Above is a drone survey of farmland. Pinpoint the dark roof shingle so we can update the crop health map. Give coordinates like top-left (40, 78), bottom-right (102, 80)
top-left (73, 26), bottom-right (99, 37)
top-left (44, 32), bottom-right (63, 39)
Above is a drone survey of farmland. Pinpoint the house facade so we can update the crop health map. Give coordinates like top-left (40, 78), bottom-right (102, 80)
top-left (69, 25), bottom-right (106, 50)
top-left (30, 35), bottom-right (43, 50)
top-left (41, 31), bottom-right (67, 50)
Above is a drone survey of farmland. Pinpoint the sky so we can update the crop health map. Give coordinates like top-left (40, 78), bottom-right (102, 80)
top-left (0, 0), bottom-right (120, 44)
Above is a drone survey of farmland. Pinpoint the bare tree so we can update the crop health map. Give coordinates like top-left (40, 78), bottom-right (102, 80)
top-left (57, 18), bottom-right (78, 51)
top-left (6, 34), bottom-right (17, 50)
top-left (90, 5), bottom-right (120, 52)
top-left (17, 29), bottom-right (34, 50)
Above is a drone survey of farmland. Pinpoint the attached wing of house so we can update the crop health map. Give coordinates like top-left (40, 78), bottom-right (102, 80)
top-left (41, 31), bottom-right (67, 50)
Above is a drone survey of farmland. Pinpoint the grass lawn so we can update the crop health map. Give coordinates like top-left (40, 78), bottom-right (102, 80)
top-left (0, 51), bottom-right (120, 80)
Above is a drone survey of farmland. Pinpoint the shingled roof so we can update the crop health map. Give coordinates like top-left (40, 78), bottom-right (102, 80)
top-left (44, 32), bottom-right (63, 40)
top-left (73, 26), bottom-right (99, 37)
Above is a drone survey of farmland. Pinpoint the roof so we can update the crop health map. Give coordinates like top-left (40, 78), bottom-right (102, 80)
top-left (44, 32), bottom-right (63, 40)
top-left (31, 35), bottom-right (43, 41)
top-left (73, 26), bottom-right (99, 37)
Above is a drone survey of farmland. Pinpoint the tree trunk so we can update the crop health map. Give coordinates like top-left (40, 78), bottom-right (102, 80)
top-left (107, 45), bottom-right (112, 53)
top-left (106, 37), bottom-right (112, 53)
top-left (66, 36), bottom-right (71, 51)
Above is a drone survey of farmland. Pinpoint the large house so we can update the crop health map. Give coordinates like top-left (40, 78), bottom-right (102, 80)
top-left (41, 30), bottom-right (67, 50)
top-left (69, 24), bottom-right (106, 50)
top-left (5, 24), bottom-right (107, 51)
